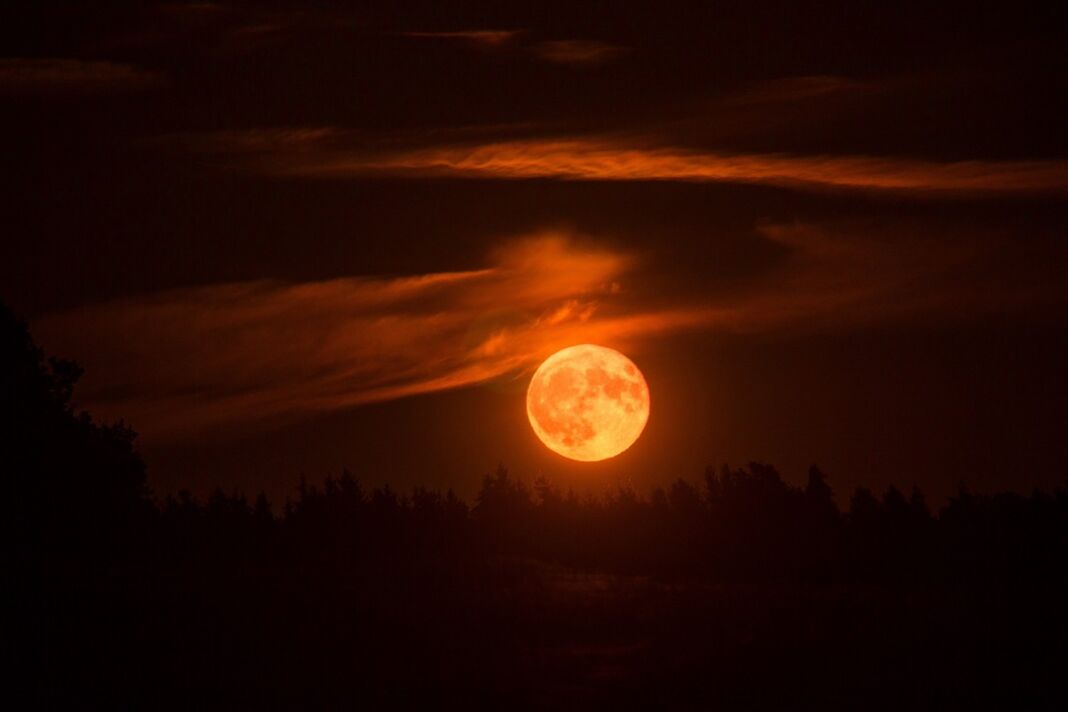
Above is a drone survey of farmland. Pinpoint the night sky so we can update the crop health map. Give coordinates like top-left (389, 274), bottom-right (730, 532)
top-left (4, 1), bottom-right (1067, 504)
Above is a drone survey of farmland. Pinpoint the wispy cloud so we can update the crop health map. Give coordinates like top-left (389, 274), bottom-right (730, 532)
top-left (36, 234), bottom-right (702, 438)
top-left (398, 30), bottom-right (522, 47)
top-left (533, 40), bottom-right (628, 65)
top-left (709, 219), bottom-right (1064, 334)
top-left (36, 222), bottom-right (1061, 441)
top-left (720, 75), bottom-right (869, 106)
top-left (0, 58), bottom-right (158, 93)
top-left (173, 129), bottom-right (1068, 194)
top-left (158, 2), bottom-right (226, 14)
top-left (397, 31), bottom-right (626, 65)
top-left (354, 139), bottom-right (1068, 193)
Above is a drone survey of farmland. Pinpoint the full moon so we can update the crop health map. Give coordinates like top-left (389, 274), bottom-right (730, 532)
top-left (526, 344), bottom-right (650, 462)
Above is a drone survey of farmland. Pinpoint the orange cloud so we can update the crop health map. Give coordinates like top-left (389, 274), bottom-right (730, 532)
top-left (35, 234), bottom-right (702, 439)
top-left (182, 130), bottom-right (1068, 194)
top-left (346, 138), bottom-right (1068, 194)
top-left (36, 224), bottom-right (1060, 442)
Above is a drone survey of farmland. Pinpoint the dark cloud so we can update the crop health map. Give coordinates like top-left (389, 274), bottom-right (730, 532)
top-left (397, 30), bottom-right (522, 47)
top-left (396, 31), bottom-right (626, 66)
top-left (532, 40), bottom-right (629, 65)
top-left (719, 75), bottom-right (870, 106)
top-left (0, 58), bottom-right (157, 93)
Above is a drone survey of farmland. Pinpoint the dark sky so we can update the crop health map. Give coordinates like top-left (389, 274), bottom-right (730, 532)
top-left (3, 1), bottom-right (1067, 504)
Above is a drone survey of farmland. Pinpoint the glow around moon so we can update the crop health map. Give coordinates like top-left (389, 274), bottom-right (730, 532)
top-left (526, 344), bottom-right (650, 462)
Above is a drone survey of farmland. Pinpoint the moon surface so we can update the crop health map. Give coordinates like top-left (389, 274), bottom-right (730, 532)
top-left (527, 344), bottom-right (650, 462)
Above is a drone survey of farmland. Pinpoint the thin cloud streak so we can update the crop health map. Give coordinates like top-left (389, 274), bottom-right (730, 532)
top-left (0, 58), bottom-right (158, 93)
top-left (398, 30), bottom-right (522, 46)
top-left (182, 130), bottom-right (1068, 194)
top-left (347, 139), bottom-right (1068, 194)
top-left (396, 32), bottom-right (625, 64)
top-left (533, 40), bottom-right (628, 65)
top-left (719, 75), bottom-right (870, 106)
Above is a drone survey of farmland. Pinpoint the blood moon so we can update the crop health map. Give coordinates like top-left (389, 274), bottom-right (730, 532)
top-left (526, 344), bottom-right (650, 461)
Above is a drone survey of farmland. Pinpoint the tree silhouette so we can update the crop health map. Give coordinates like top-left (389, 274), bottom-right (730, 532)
top-left (3, 301), bottom-right (149, 572)
top-left (7, 300), bottom-right (1068, 708)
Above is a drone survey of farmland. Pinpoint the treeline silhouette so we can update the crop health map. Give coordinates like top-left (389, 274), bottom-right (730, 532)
top-left (7, 302), bottom-right (1066, 709)
top-left (154, 463), bottom-right (1064, 588)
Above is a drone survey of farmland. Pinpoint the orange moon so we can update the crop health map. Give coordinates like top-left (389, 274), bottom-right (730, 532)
top-left (526, 344), bottom-right (650, 462)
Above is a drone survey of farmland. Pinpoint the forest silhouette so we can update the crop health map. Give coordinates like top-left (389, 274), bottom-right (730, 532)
top-left (6, 301), bottom-right (1066, 709)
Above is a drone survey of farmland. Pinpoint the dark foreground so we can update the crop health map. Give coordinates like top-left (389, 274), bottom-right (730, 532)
top-left (22, 531), bottom-right (1068, 710)
top-left (6, 303), bottom-right (1067, 709)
